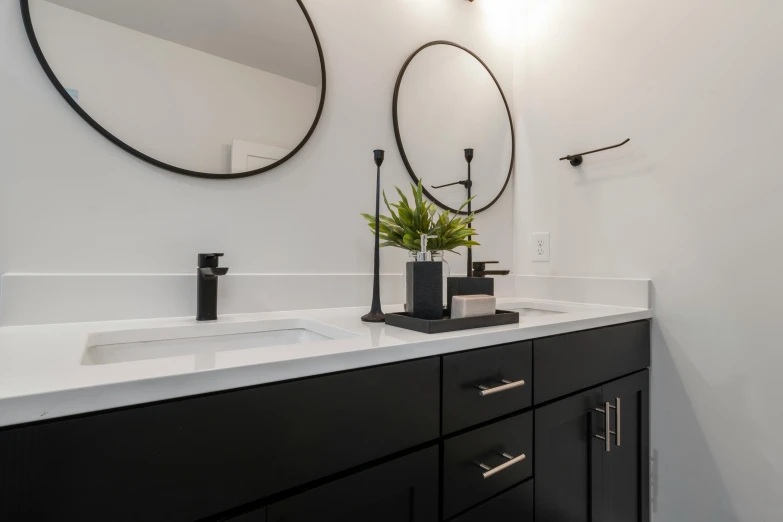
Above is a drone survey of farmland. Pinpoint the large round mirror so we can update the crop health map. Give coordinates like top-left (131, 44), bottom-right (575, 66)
top-left (393, 41), bottom-right (513, 213)
top-left (22, 0), bottom-right (326, 179)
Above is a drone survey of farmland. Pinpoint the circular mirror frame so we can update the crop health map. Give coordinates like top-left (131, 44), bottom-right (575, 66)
top-left (20, 0), bottom-right (327, 180)
top-left (392, 41), bottom-right (514, 214)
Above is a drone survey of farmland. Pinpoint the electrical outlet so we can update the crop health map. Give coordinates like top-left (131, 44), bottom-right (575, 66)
top-left (532, 232), bottom-right (550, 262)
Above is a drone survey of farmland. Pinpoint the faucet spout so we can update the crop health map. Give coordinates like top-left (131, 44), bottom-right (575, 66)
top-left (471, 261), bottom-right (510, 278)
top-left (199, 267), bottom-right (229, 278)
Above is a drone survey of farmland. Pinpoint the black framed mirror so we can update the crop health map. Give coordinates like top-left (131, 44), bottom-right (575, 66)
top-left (21, 0), bottom-right (326, 179)
top-left (393, 41), bottom-right (514, 214)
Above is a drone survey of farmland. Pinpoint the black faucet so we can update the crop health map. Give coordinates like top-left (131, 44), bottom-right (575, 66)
top-left (472, 261), bottom-right (510, 278)
top-left (197, 253), bottom-right (229, 321)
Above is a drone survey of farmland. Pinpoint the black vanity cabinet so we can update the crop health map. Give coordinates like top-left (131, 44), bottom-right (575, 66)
top-left (267, 446), bottom-right (439, 522)
top-left (534, 320), bottom-right (650, 522)
top-left (599, 370), bottom-right (650, 522)
top-left (0, 321), bottom-right (650, 522)
top-left (534, 386), bottom-right (604, 522)
top-left (0, 358), bottom-right (440, 522)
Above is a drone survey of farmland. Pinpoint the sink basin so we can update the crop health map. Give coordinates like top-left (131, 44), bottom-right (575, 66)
top-left (501, 302), bottom-right (566, 317)
top-left (514, 308), bottom-right (564, 317)
top-left (82, 318), bottom-right (357, 365)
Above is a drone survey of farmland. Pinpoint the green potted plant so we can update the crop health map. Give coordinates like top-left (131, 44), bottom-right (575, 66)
top-left (362, 181), bottom-right (478, 316)
top-left (361, 180), bottom-right (479, 256)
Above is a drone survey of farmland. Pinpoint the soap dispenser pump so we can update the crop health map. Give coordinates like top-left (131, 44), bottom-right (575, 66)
top-left (405, 234), bottom-right (444, 320)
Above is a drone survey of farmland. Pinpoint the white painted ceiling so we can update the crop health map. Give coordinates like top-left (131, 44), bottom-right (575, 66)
top-left (45, 0), bottom-right (322, 86)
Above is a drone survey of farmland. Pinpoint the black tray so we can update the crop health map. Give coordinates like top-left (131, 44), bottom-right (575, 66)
top-left (385, 310), bottom-right (520, 334)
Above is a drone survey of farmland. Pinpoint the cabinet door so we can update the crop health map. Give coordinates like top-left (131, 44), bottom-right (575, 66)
top-left (601, 370), bottom-right (650, 522)
top-left (535, 386), bottom-right (604, 522)
top-left (267, 446), bottom-right (438, 522)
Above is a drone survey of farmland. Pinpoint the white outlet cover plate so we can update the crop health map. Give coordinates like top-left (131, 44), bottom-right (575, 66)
top-left (532, 232), bottom-right (550, 262)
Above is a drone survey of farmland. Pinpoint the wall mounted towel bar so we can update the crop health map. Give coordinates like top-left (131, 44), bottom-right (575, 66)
top-left (560, 138), bottom-right (630, 166)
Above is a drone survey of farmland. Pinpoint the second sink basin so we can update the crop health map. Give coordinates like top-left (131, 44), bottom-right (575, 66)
top-left (82, 318), bottom-right (357, 365)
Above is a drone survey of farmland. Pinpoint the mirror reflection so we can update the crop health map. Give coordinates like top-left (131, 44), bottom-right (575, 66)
top-left (394, 43), bottom-right (513, 213)
top-left (28, 0), bottom-right (324, 176)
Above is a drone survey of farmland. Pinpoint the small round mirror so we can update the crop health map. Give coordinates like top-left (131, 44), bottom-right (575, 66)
top-left (22, 0), bottom-right (326, 178)
top-left (393, 41), bottom-right (514, 213)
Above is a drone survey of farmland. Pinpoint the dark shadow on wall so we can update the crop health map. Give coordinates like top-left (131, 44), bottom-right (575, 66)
top-left (649, 282), bottom-right (740, 521)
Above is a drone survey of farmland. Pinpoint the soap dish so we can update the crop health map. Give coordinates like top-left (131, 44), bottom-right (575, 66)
top-left (385, 310), bottom-right (519, 334)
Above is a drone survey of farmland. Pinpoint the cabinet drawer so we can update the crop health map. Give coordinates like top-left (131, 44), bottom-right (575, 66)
top-left (222, 508), bottom-right (266, 522)
top-left (534, 321), bottom-right (650, 404)
top-left (268, 446), bottom-right (439, 522)
top-left (442, 341), bottom-right (532, 434)
top-left (443, 412), bottom-right (533, 518)
top-left (451, 479), bottom-right (534, 522)
top-left (0, 358), bottom-right (440, 522)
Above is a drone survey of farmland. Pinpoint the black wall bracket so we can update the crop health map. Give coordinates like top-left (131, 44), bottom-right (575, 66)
top-left (560, 138), bottom-right (630, 167)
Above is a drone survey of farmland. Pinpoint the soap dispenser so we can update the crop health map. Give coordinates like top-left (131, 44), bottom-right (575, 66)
top-left (406, 234), bottom-right (444, 320)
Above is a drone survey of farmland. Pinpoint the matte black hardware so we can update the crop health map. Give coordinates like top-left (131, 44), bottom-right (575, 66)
top-left (560, 138), bottom-right (630, 167)
top-left (198, 253), bottom-right (224, 268)
top-left (362, 150), bottom-right (386, 323)
top-left (432, 149), bottom-right (476, 275)
top-left (472, 261), bottom-right (510, 278)
top-left (197, 253), bottom-right (228, 321)
top-left (431, 179), bottom-right (472, 189)
top-left (465, 148), bottom-right (474, 276)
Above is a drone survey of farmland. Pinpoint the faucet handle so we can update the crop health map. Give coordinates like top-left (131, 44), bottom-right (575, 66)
top-left (473, 261), bottom-right (498, 270)
top-left (198, 253), bottom-right (225, 268)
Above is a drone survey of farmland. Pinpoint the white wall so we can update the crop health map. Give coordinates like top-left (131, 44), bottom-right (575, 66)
top-left (33, 0), bottom-right (319, 174)
top-left (514, 1), bottom-right (783, 520)
top-left (0, 0), bottom-right (515, 277)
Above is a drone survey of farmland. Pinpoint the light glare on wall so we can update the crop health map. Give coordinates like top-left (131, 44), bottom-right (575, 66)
top-left (475, 0), bottom-right (513, 44)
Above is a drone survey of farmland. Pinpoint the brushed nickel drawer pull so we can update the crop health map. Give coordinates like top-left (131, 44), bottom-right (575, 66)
top-left (594, 398), bottom-right (621, 451)
top-left (477, 378), bottom-right (525, 397)
top-left (477, 452), bottom-right (526, 479)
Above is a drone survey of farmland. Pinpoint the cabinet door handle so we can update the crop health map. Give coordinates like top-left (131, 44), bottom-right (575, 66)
top-left (477, 378), bottom-right (525, 397)
top-left (594, 397), bottom-right (621, 451)
top-left (477, 453), bottom-right (526, 479)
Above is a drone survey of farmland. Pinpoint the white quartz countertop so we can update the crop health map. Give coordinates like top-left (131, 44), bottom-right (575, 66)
top-left (0, 298), bottom-right (651, 427)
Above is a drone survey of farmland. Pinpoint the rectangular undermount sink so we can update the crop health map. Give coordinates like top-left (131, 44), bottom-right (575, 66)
top-left (501, 302), bottom-right (566, 317)
top-left (514, 308), bottom-right (564, 317)
top-left (82, 318), bottom-right (357, 365)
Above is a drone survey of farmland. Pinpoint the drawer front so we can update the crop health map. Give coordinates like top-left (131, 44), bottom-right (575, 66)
top-left (534, 321), bottom-right (650, 404)
top-left (0, 358), bottom-right (440, 522)
top-left (268, 446), bottom-right (439, 522)
top-left (451, 479), bottom-right (534, 522)
top-left (443, 412), bottom-right (533, 518)
top-left (442, 341), bottom-right (532, 434)
top-left (222, 508), bottom-right (266, 522)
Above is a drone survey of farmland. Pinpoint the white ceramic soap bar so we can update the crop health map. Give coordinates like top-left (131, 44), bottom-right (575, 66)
top-left (451, 294), bottom-right (496, 319)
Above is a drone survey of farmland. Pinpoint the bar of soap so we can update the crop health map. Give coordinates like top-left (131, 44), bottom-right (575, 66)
top-left (450, 294), bottom-right (496, 319)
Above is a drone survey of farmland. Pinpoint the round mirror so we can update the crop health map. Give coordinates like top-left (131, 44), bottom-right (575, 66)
top-left (393, 41), bottom-right (514, 213)
top-left (22, 0), bottom-right (326, 179)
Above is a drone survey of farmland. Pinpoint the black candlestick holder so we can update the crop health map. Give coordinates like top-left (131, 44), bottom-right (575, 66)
top-left (464, 148), bottom-right (474, 277)
top-left (362, 149), bottom-right (386, 323)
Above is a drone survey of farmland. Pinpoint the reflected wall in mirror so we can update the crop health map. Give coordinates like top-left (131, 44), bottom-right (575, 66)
top-left (393, 41), bottom-right (514, 213)
top-left (22, 0), bottom-right (326, 178)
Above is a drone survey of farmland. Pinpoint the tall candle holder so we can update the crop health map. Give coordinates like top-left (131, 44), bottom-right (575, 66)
top-left (362, 149), bottom-right (386, 323)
